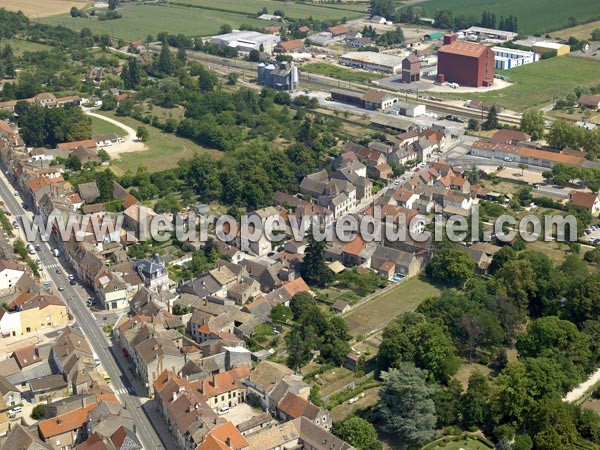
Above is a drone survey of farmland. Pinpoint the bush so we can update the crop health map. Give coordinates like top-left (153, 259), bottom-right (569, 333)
top-left (31, 404), bottom-right (45, 420)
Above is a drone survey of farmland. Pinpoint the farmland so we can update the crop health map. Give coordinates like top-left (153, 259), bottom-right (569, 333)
top-left (408, 0), bottom-right (600, 34)
top-left (344, 277), bottom-right (441, 336)
top-left (41, 0), bottom-right (365, 41)
top-left (551, 20), bottom-right (600, 40)
top-left (1, 0), bottom-right (85, 18)
top-left (437, 55), bottom-right (600, 111)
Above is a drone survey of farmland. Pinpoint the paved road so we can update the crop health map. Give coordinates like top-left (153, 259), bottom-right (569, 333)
top-left (0, 170), bottom-right (174, 450)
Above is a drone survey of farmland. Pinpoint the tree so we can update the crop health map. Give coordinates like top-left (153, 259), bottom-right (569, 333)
top-left (301, 227), bottom-right (332, 286)
top-left (527, 398), bottom-right (577, 450)
top-left (520, 109), bottom-right (545, 139)
top-left (482, 105), bottom-right (499, 130)
top-left (158, 39), bottom-right (175, 75)
top-left (370, 0), bottom-right (396, 19)
top-left (248, 49), bottom-right (261, 62)
top-left (136, 126), bottom-right (149, 142)
top-left (461, 371), bottom-right (490, 427)
top-left (518, 163), bottom-right (528, 176)
top-left (592, 28), bottom-right (600, 41)
top-left (108, 0), bottom-right (118, 9)
top-left (227, 72), bottom-right (240, 85)
top-left (513, 435), bottom-right (533, 450)
top-left (584, 247), bottom-right (600, 265)
top-left (496, 438), bottom-right (512, 450)
top-left (219, 24), bottom-right (233, 34)
top-left (426, 241), bottom-right (475, 287)
top-left (378, 363), bottom-right (437, 445)
top-left (31, 404), bottom-right (45, 420)
top-left (70, 6), bottom-right (80, 17)
top-left (332, 417), bottom-right (383, 450)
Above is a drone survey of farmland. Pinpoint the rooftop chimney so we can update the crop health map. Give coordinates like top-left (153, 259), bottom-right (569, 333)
top-left (212, 374), bottom-right (217, 388)
top-left (443, 34), bottom-right (457, 45)
top-left (225, 437), bottom-right (231, 448)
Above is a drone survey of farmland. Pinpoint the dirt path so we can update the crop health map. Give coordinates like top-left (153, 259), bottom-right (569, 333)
top-left (564, 367), bottom-right (600, 403)
top-left (84, 109), bottom-right (147, 158)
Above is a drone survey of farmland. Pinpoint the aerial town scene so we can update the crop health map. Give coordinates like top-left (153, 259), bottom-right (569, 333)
top-left (0, 0), bottom-right (599, 449)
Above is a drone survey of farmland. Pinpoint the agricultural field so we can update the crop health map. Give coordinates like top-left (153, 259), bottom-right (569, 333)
top-left (1, 0), bottom-right (85, 18)
top-left (301, 62), bottom-right (384, 84)
top-left (437, 56), bottom-right (600, 111)
top-left (344, 277), bottom-right (441, 336)
top-left (408, 0), bottom-right (600, 34)
top-left (96, 111), bottom-right (222, 174)
top-left (41, 0), bottom-right (366, 41)
top-left (171, 0), bottom-right (366, 21)
top-left (41, 3), bottom-right (267, 41)
top-left (551, 20), bottom-right (600, 40)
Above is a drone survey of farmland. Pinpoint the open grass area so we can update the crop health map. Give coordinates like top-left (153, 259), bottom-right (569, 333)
top-left (344, 277), bottom-right (441, 336)
top-left (330, 386), bottom-right (380, 422)
top-left (551, 20), bottom-right (600, 40)
top-left (169, 0), bottom-right (366, 21)
top-left (96, 111), bottom-right (222, 173)
top-left (301, 62), bottom-right (384, 84)
top-left (408, 0), bottom-right (600, 34)
top-left (438, 56), bottom-right (600, 111)
top-left (90, 116), bottom-right (126, 137)
top-left (2, 0), bottom-right (85, 17)
top-left (4, 39), bottom-right (53, 55)
top-left (421, 437), bottom-right (493, 450)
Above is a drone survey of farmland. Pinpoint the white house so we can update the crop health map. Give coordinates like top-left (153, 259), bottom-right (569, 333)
top-left (0, 261), bottom-right (26, 294)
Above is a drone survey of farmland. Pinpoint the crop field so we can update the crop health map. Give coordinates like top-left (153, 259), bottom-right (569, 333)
top-left (408, 0), bottom-right (600, 34)
top-left (437, 56), bottom-right (600, 111)
top-left (41, 0), bottom-right (365, 41)
top-left (41, 4), bottom-right (267, 41)
top-left (170, 0), bottom-right (366, 21)
top-left (1, 0), bottom-right (85, 18)
top-left (551, 20), bottom-right (600, 40)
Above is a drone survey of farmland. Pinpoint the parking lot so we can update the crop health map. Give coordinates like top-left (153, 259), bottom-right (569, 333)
top-left (584, 225), bottom-right (600, 244)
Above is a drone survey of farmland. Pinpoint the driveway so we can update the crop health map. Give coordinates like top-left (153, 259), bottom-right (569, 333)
top-left (84, 109), bottom-right (147, 158)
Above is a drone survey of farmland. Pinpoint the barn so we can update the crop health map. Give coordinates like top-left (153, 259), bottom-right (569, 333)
top-left (437, 35), bottom-right (495, 88)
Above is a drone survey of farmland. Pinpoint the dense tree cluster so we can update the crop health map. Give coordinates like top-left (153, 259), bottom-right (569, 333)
top-left (16, 103), bottom-right (91, 147)
top-left (286, 292), bottom-right (351, 370)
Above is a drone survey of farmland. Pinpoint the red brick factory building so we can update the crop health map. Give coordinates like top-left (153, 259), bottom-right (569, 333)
top-left (437, 35), bottom-right (495, 87)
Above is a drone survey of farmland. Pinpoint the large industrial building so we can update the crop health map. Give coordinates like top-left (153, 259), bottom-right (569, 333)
top-left (339, 52), bottom-right (405, 74)
top-left (492, 47), bottom-right (539, 70)
top-left (437, 35), bottom-right (495, 87)
top-left (464, 26), bottom-right (518, 41)
top-left (257, 62), bottom-right (299, 91)
top-left (210, 31), bottom-right (280, 53)
top-left (531, 41), bottom-right (571, 56)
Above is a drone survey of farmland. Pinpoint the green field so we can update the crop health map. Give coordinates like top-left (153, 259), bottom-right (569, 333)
top-left (90, 116), bottom-right (126, 137)
top-left (96, 111), bottom-right (222, 173)
top-left (439, 56), bottom-right (600, 111)
top-left (42, 0), bottom-right (365, 41)
top-left (301, 62), bottom-right (384, 84)
top-left (344, 277), bottom-right (441, 336)
top-left (421, 436), bottom-right (493, 450)
top-left (169, 0), bottom-right (366, 20)
top-left (410, 0), bottom-right (600, 34)
top-left (5, 39), bottom-right (53, 55)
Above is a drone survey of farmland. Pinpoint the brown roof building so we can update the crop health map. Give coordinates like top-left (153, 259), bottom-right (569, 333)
top-left (274, 39), bottom-right (305, 53)
top-left (437, 35), bottom-right (495, 87)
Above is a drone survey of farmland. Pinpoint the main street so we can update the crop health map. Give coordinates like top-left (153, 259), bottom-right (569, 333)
top-left (0, 170), bottom-right (175, 450)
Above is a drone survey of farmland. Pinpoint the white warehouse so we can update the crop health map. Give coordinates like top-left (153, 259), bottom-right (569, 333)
top-left (210, 31), bottom-right (280, 54)
top-left (339, 52), bottom-right (405, 74)
top-left (492, 46), bottom-right (539, 70)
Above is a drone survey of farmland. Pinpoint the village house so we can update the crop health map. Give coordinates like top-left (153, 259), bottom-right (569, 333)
top-left (569, 191), bottom-right (600, 216)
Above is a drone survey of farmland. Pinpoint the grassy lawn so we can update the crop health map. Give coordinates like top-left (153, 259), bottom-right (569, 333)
top-left (330, 386), bottom-right (380, 422)
top-left (5, 39), bottom-right (53, 55)
top-left (301, 62), bottom-right (385, 84)
top-left (438, 56), bottom-right (600, 111)
top-left (344, 277), bottom-right (441, 336)
top-left (96, 111), bottom-right (222, 173)
top-left (407, 0), bottom-right (600, 34)
top-left (90, 116), bottom-right (127, 137)
top-left (422, 437), bottom-right (493, 450)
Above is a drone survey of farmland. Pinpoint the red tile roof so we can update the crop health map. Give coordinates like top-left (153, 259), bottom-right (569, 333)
top-left (570, 191), bottom-right (599, 209)
top-left (281, 277), bottom-right (310, 297)
top-left (439, 40), bottom-right (490, 57)
top-left (342, 235), bottom-right (366, 257)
